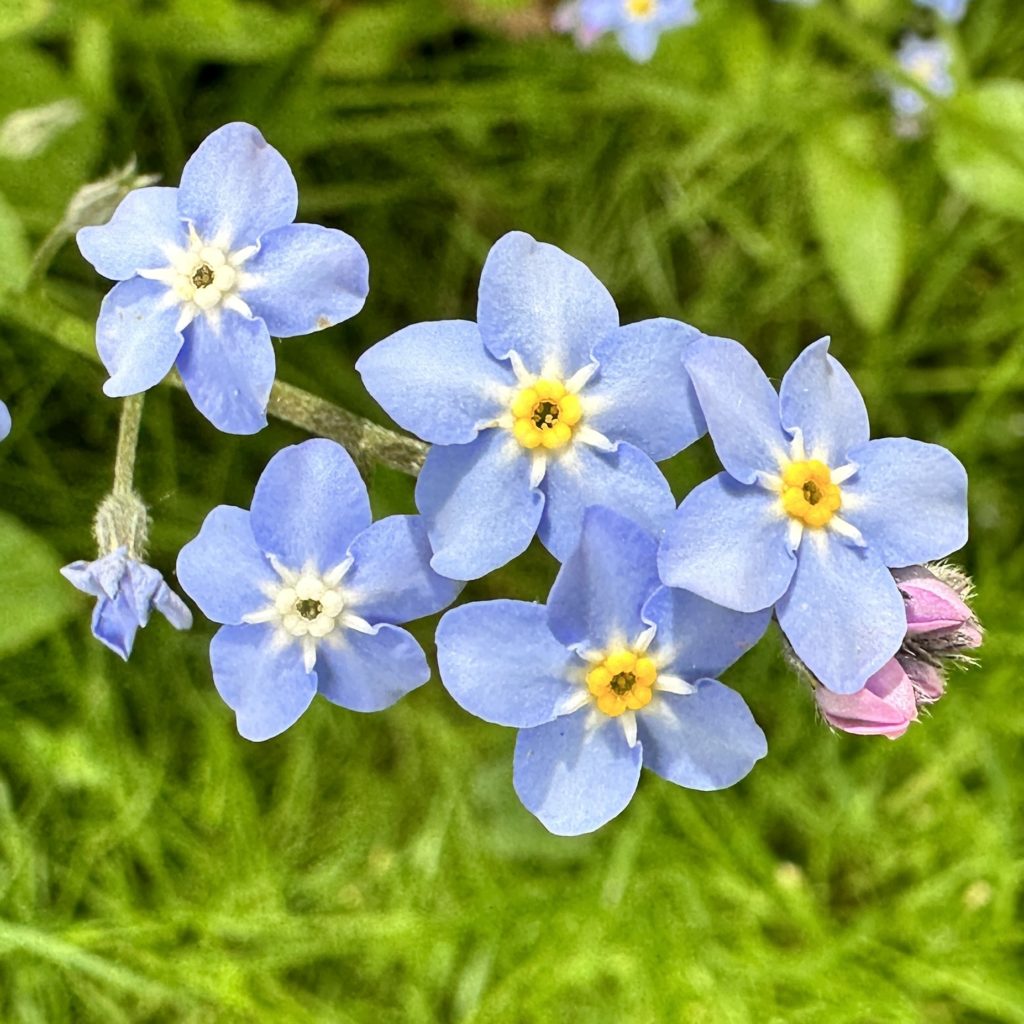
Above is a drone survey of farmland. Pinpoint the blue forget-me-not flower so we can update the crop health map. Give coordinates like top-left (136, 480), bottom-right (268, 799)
top-left (356, 231), bottom-right (706, 580)
top-left (658, 337), bottom-right (968, 695)
top-left (914, 0), bottom-right (969, 22)
top-left (177, 439), bottom-right (461, 741)
top-left (62, 547), bottom-right (193, 660)
top-left (436, 507), bottom-right (768, 835)
top-left (77, 123), bottom-right (370, 435)
top-left (891, 35), bottom-right (955, 122)
top-left (568, 0), bottom-right (698, 62)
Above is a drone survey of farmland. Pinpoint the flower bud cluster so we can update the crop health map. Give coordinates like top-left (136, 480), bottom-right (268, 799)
top-left (799, 563), bottom-right (982, 740)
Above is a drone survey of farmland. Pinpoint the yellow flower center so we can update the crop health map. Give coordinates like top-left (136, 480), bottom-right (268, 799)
top-left (780, 459), bottom-right (842, 529)
top-left (510, 378), bottom-right (582, 451)
top-left (585, 649), bottom-right (657, 717)
top-left (626, 0), bottom-right (657, 19)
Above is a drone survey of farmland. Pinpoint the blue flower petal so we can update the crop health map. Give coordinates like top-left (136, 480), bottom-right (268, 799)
top-left (658, 473), bottom-right (795, 613)
top-left (0, 400), bottom-right (9, 442)
top-left (356, 321), bottom-right (514, 444)
top-left (415, 430), bottom-right (543, 580)
top-left (619, 21), bottom-right (659, 61)
top-left (239, 223), bottom-right (369, 338)
top-left (97, 277), bottom-right (185, 397)
top-left (477, 231), bottom-right (618, 377)
top-left (641, 586), bottom-right (770, 680)
top-left (343, 515), bottom-right (462, 624)
top-left (586, 318), bottom-right (706, 460)
top-left (776, 534), bottom-right (906, 694)
top-left (176, 309), bottom-right (275, 434)
top-left (437, 600), bottom-right (577, 728)
top-left (547, 506), bottom-right (659, 650)
top-left (250, 439), bottom-right (372, 575)
top-left (124, 560), bottom-right (165, 626)
top-left (177, 505), bottom-right (277, 624)
top-left (177, 123), bottom-right (297, 249)
top-left (538, 441), bottom-right (675, 562)
top-left (152, 580), bottom-right (194, 631)
top-left (61, 559), bottom-right (107, 600)
top-left (683, 335), bottom-right (789, 483)
top-left (843, 437), bottom-right (968, 567)
top-left (779, 337), bottom-right (869, 464)
top-left (637, 681), bottom-right (766, 790)
top-left (90, 592), bottom-right (140, 661)
top-left (513, 711), bottom-right (642, 835)
top-left (77, 187), bottom-right (186, 281)
top-left (209, 623), bottom-right (316, 741)
top-left (316, 624), bottom-right (429, 712)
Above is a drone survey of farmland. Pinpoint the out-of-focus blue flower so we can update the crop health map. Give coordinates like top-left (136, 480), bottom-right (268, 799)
top-left (891, 35), bottom-right (955, 121)
top-left (658, 337), bottom-right (968, 695)
top-left (177, 439), bottom-right (461, 741)
top-left (436, 507), bottom-right (768, 835)
top-left (357, 231), bottom-right (705, 580)
top-left (914, 0), bottom-right (969, 22)
top-left (0, 401), bottom-right (10, 441)
top-left (61, 547), bottom-right (192, 660)
top-left (77, 123), bottom-right (369, 435)
top-left (569, 0), bottom-right (698, 62)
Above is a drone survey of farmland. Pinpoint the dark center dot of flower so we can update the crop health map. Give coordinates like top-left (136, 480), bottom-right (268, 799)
top-left (192, 264), bottom-right (215, 288)
top-left (531, 401), bottom-right (560, 429)
top-left (802, 481), bottom-right (822, 505)
top-left (609, 672), bottom-right (636, 696)
top-left (296, 598), bottom-right (323, 620)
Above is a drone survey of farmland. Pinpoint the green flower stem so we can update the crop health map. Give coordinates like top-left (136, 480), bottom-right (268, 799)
top-left (0, 289), bottom-right (427, 476)
top-left (112, 393), bottom-right (144, 498)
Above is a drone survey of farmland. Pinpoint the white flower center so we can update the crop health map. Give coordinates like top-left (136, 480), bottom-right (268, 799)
top-left (242, 556), bottom-right (372, 674)
top-left (138, 223), bottom-right (257, 330)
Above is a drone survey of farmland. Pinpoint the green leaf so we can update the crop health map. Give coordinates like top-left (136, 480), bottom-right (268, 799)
top-left (0, 511), bottom-right (77, 659)
top-left (802, 123), bottom-right (905, 334)
top-left (0, 189), bottom-right (30, 294)
top-left (935, 80), bottom-right (1024, 220)
top-left (0, 0), bottom-right (49, 41)
top-left (124, 0), bottom-right (315, 63)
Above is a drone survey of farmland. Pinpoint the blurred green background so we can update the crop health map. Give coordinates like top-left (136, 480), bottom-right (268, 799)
top-left (1, 0), bottom-right (1022, 1020)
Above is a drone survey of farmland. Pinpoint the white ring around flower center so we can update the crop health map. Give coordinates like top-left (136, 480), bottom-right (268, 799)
top-left (137, 223), bottom-right (258, 330)
top-left (242, 555), bottom-right (371, 674)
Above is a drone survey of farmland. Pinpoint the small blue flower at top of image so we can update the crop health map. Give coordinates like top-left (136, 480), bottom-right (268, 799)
top-left (77, 122), bottom-right (370, 435)
top-left (176, 439), bottom-right (462, 741)
top-left (0, 400), bottom-right (10, 441)
top-left (61, 547), bottom-right (193, 660)
top-left (658, 336), bottom-right (968, 696)
top-left (436, 506), bottom-right (769, 836)
top-left (570, 0), bottom-right (698, 62)
top-left (890, 35), bottom-right (955, 122)
top-left (357, 230), bottom-right (707, 581)
top-left (914, 0), bottom-right (969, 23)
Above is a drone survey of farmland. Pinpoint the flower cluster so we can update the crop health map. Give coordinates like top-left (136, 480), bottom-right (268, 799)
top-left (67, 123), bottom-right (979, 836)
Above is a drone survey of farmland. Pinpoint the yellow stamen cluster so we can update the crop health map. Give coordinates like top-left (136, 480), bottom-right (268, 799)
top-left (510, 379), bottom-right (582, 450)
top-left (780, 459), bottom-right (842, 528)
top-left (626, 0), bottom-right (656, 19)
top-left (585, 649), bottom-right (657, 717)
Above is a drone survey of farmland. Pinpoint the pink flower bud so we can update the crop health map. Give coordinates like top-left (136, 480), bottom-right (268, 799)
top-left (815, 659), bottom-right (918, 739)
top-left (895, 566), bottom-right (971, 631)
top-left (893, 565), bottom-right (980, 646)
top-left (897, 652), bottom-right (946, 702)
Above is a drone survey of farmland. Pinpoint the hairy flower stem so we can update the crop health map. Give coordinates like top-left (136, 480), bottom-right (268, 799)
top-left (0, 290), bottom-right (427, 476)
top-left (112, 393), bottom-right (144, 498)
top-left (93, 394), bottom-right (150, 559)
